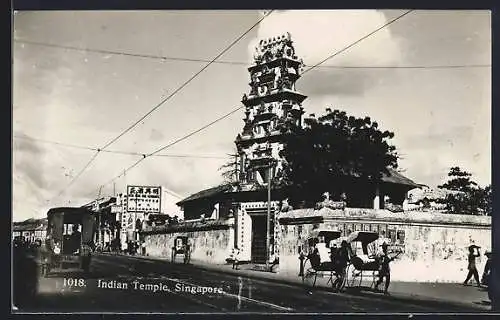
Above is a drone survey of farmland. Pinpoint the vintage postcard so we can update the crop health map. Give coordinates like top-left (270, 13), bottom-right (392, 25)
top-left (12, 9), bottom-right (494, 314)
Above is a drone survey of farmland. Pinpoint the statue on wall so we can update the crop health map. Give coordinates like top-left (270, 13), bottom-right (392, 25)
top-left (316, 191), bottom-right (346, 210)
top-left (257, 85), bottom-right (266, 96)
top-left (283, 44), bottom-right (295, 59)
top-left (323, 191), bottom-right (331, 201)
top-left (275, 42), bottom-right (285, 58)
top-left (262, 50), bottom-right (272, 63)
top-left (276, 78), bottom-right (284, 91)
top-left (280, 198), bottom-right (292, 212)
top-left (283, 79), bottom-right (292, 90)
top-left (253, 46), bottom-right (263, 64)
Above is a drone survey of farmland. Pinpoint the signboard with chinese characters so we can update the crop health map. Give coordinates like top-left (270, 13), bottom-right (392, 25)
top-left (126, 185), bottom-right (162, 213)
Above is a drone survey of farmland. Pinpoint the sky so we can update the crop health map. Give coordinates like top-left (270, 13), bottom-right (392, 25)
top-left (12, 10), bottom-right (491, 221)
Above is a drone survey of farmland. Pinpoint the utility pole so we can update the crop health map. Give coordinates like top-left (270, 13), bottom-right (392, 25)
top-left (266, 162), bottom-right (272, 271)
top-left (97, 186), bottom-right (103, 247)
top-left (234, 153), bottom-right (238, 182)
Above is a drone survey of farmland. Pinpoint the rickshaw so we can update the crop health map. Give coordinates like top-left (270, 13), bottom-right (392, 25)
top-left (299, 229), bottom-right (347, 292)
top-left (40, 207), bottom-right (96, 277)
top-left (171, 236), bottom-right (191, 264)
top-left (345, 231), bottom-right (402, 289)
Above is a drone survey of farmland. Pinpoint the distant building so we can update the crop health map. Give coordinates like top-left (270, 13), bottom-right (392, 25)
top-left (13, 218), bottom-right (48, 242)
top-left (110, 185), bottom-right (183, 246)
top-left (81, 196), bottom-right (118, 246)
top-left (405, 186), bottom-right (466, 211)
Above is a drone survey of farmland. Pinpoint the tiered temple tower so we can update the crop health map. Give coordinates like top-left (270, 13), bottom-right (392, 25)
top-left (235, 33), bottom-right (307, 190)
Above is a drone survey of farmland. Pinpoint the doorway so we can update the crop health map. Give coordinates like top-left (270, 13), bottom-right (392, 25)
top-left (251, 215), bottom-right (267, 263)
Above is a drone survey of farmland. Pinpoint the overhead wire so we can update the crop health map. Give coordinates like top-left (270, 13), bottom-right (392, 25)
top-left (45, 11), bottom-right (274, 204)
top-left (13, 135), bottom-right (97, 151)
top-left (14, 39), bottom-right (249, 65)
top-left (99, 10), bottom-right (274, 151)
top-left (13, 135), bottom-right (227, 159)
top-left (86, 105), bottom-right (243, 197)
top-left (14, 38), bottom-right (490, 70)
top-left (302, 10), bottom-right (415, 75)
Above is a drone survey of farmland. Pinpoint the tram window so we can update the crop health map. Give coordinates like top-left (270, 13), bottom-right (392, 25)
top-left (388, 229), bottom-right (397, 243)
top-left (63, 224), bottom-right (74, 235)
top-left (397, 230), bottom-right (405, 244)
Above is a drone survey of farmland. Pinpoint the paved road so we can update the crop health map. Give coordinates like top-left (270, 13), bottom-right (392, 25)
top-left (13, 251), bottom-right (489, 313)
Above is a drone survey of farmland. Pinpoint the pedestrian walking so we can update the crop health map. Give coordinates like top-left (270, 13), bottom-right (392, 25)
top-left (231, 248), bottom-right (241, 270)
top-left (463, 244), bottom-right (481, 287)
top-left (374, 242), bottom-right (397, 295)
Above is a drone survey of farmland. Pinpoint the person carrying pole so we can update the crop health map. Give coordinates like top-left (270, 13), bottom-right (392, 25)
top-left (463, 244), bottom-right (481, 287)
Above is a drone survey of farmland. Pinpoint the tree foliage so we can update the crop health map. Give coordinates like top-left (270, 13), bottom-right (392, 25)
top-left (276, 109), bottom-right (399, 204)
top-left (218, 154), bottom-right (240, 184)
top-left (438, 166), bottom-right (491, 215)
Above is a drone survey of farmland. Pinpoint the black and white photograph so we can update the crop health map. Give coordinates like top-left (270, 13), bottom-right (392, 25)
top-left (12, 9), bottom-right (495, 314)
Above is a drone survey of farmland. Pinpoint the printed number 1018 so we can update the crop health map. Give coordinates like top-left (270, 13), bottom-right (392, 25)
top-left (63, 278), bottom-right (86, 287)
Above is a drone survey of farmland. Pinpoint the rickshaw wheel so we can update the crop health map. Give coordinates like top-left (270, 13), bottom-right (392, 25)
top-left (332, 269), bottom-right (347, 292)
top-left (370, 271), bottom-right (379, 290)
top-left (346, 264), bottom-right (361, 288)
top-left (301, 259), bottom-right (317, 288)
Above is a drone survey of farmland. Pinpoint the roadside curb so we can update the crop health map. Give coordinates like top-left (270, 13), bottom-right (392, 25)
top-left (100, 253), bottom-right (489, 311)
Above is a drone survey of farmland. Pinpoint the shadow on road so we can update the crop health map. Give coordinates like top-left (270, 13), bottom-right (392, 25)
top-left (338, 285), bottom-right (489, 312)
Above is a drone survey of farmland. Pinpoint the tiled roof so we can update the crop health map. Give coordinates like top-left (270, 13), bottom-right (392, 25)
top-left (13, 218), bottom-right (47, 231)
top-left (381, 168), bottom-right (419, 188)
top-left (176, 169), bottom-right (417, 206)
top-left (176, 184), bottom-right (234, 206)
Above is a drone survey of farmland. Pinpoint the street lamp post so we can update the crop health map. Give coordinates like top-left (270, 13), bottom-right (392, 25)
top-left (266, 161), bottom-right (273, 271)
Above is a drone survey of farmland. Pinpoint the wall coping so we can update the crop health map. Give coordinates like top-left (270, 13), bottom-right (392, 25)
top-left (278, 207), bottom-right (491, 227)
top-left (140, 219), bottom-right (234, 235)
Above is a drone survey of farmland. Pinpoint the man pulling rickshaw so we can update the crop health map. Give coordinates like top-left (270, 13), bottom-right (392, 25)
top-left (330, 239), bottom-right (351, 289)
top-left (373, 241), bottom-right (401, 294)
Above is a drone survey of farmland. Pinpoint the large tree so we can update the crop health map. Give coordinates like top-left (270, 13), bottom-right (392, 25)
top-left (438, 166), bottom-right (491, 215)
top-left (276, 109), bottom-right (399, 205)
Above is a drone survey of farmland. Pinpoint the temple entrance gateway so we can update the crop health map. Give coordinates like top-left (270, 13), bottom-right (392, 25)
top-left (251, 215), bottom-right (267, 263)
top-left (247, 205), bottom-right (276, 264)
